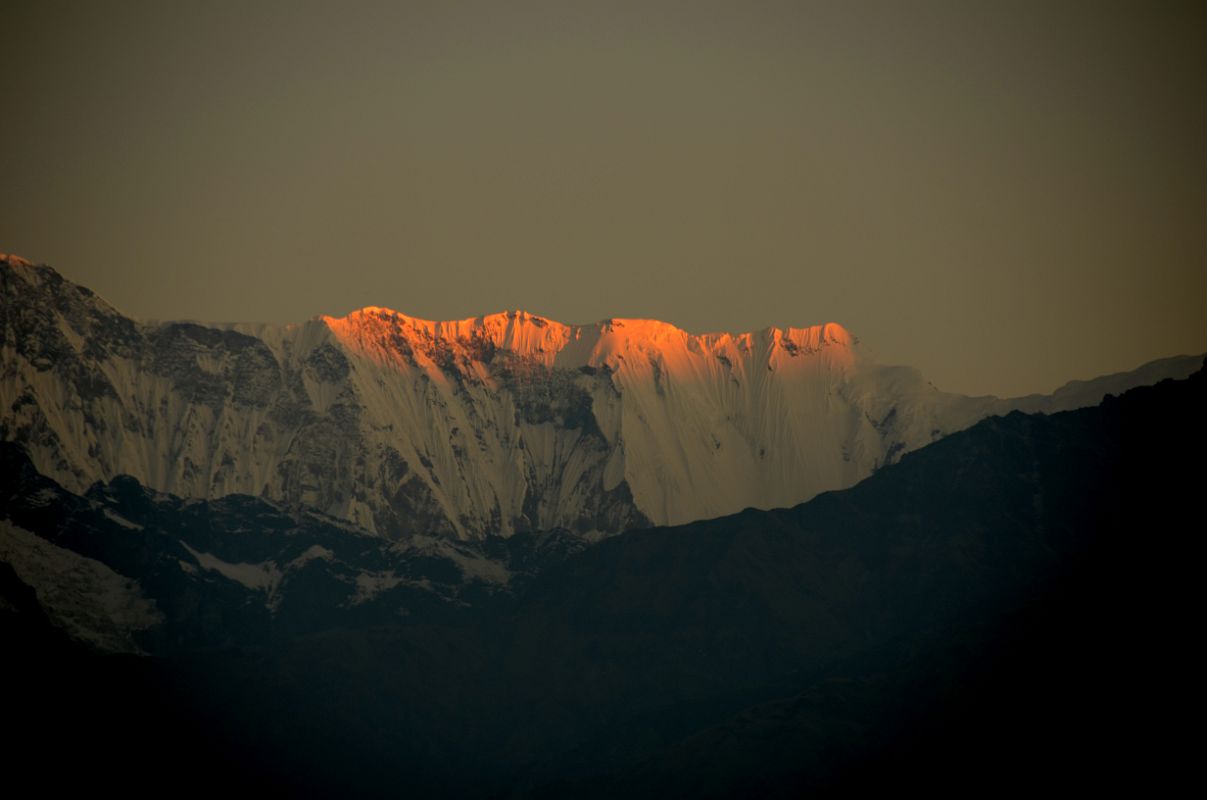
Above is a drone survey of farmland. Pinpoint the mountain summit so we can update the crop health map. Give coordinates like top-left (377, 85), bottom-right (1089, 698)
top-left (2, 254), bottom-right (1201, 540)
top-left (322, 305), bottom-right (855, 369)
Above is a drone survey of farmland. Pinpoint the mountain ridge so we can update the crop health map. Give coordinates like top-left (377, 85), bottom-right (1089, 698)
top-left (5, 356), bottom-right (1201, 796)
top-left (321, 305), bottom-right (855, 364)
top-left (3, 253), bottom-right (1202, 541)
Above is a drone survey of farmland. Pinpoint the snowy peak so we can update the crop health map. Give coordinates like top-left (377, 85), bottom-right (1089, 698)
top-left (772, 322), bottom-right (855, 350)
top-left (322, 307), bottom-right (574, 368)
top-left (1, 252), bottom-right (35, 270)
top-left (3, 258), bottom-right (1201, 543)
top-left (322, 306), bottom-right (859, 376)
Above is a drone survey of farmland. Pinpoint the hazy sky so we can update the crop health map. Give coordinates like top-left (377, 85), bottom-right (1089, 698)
top-left (2, 1), bottom-right (1204, 396)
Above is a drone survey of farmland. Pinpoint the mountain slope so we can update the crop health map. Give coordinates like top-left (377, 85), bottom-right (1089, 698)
top-left (5, 360), bottom-right (1202, 796)
top-left (3, 253), bottom-right (1201, 541)
top-left (0, 440), bottom-right (586, 654)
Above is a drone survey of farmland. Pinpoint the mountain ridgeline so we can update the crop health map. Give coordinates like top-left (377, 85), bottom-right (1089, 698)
top-left (2, 253), bottom-right (1201, 542)
top-left (4, 345), bottom-right (1203, 795)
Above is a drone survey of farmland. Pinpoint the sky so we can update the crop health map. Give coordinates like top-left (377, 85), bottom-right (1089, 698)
top-left (1, 0), bottom-right (1204, 397)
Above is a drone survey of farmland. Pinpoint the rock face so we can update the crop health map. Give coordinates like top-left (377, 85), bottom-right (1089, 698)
top-left (0, 441), bottom-right (580, 654)
top-left (1, 254), bottom-right (1201, 540)
top-left (7, 354), bottom-right (1202, 797)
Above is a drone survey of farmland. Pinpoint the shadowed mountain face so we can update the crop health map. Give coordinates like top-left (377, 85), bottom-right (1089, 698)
top-left (4, 253), bottom-right (1201, 542)
top-left (4, 361), bottom-right (1203, 796)
top-left (0, 441), bottom-right (591, 654)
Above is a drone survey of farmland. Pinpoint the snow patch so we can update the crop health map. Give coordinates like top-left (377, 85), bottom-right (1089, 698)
top-left (287, 544), bottom-right (334, 570)
top-left (0, 522), bottom-right (162, 653)
top-left (180, 542), bottom-right (281, 596)
top-left (103, 508), bottom-right (144, 530)
top-left (23, 488), bottom-right (62, 508)
top-left (349, 570), bottom-right (420, 605)
top-left (394, 536), bottom-right (512, 586)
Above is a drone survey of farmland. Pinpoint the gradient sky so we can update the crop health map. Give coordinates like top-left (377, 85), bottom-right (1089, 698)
top-left (2, 0), bottom-right (1204, 396)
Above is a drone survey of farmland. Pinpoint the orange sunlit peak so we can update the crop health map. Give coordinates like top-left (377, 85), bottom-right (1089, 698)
top-left (322, 307), bottom-right (860, 370)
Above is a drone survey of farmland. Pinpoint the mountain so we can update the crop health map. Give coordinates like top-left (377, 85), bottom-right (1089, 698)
top-left (0, 440), bottom-right (585, 655)
top-left (3, 253), bottom-right (1200, 542)
top-left (4, 360), bottom-right (1203, 796)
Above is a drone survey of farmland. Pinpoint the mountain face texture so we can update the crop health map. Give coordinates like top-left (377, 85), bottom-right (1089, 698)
top-left (0, 441), bottom-right (578, 655)
top-left (5, 360), bottom-right (1203, 796)
top-left (2, 253), bottom-right (1200, 541)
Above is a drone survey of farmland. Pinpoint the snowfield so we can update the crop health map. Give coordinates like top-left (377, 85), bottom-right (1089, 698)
top-left (3, 255), bottom-right (1201, 541)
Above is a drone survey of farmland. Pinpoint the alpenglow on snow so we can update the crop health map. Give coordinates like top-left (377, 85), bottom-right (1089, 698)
top-left (2, 254), bottom-right (1200, 540)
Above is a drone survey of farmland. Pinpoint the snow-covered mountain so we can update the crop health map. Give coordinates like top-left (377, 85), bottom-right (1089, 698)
top-left (2, 253), bottom-right (1200, 540)
top-left (0, 441), bottom-right (579, 654)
